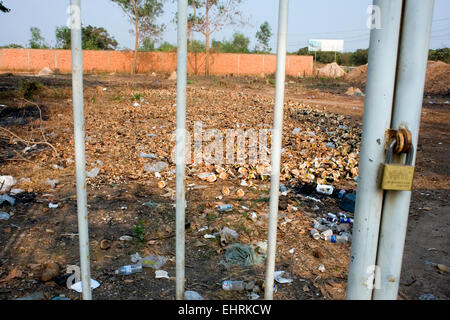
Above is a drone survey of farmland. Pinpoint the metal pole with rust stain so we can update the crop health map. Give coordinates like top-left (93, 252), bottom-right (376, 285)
top-left (346, 0), bottom-right (404, 300)
top-left (175, 0), bottom-right (188, 300)
top-left (70, 0), bottom-right (92, 300)
top-left (264, 0), bottom-right (289, 300)
top-left (373, 0), bottom-right (435, 300)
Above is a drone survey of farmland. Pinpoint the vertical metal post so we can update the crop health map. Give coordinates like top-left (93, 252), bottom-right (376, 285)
top-left (175, 0), bottom-right (188, 301)
top-left (373, 0), bottom-right (434, 300)
top-left (346, 0), bottom-right (403, 300)
top-left (70, 0), bottom-right (91, 300)
top-left (264, 0), bottom-right (289, 300)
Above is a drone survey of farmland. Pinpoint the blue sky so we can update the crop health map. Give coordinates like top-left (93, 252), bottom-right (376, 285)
top-left (0, 0), bottom-right (449, 52)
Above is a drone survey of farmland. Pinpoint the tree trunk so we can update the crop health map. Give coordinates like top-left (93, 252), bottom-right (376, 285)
top-left (132, 0), bottom-right (139, 74)
top-left (205, 0), bottom-right (210, 76)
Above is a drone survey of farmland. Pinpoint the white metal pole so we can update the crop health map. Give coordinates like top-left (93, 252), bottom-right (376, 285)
top-left (346, 0), bottom-right (403, 300)
top-left (175, 0), bottom-right (188, 301)
top-left (264, 0), bottom-right (289, 300)
top-left (373, 0), bottom-right (434, 300)
top-left (70, 0), bottom-right (91, 300)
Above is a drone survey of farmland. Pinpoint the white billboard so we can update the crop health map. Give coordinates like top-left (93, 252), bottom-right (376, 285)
top-left (308, 39), bottom-right (344, 53)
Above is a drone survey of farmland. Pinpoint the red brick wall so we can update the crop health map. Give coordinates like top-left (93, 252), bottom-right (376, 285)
top-left (0, 48), bottom-right (313, 76)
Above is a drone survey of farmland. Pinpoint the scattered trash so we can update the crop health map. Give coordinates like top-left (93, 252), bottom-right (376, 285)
top-left (48, 203), bottom-right (59, 209)
top-left (155, 270), bottom-right (169, 279)
top-left (51, 296), bottom-right (70, 300)
top-left (119, 235), bottom-right (134, 241)
top-left (144, 161), bottom-right (168, 173)
top-left (0, 212), bottom-right (10, 220)
top-left (70, 279), bottom-right (100, 293)
top-left (138, 152), bottom-right (157, 159)
top-left (10, 188), bottom-right (25, 195)
top-left (316, 184), bottom-right (334, 195)
top-left (184, 291), bottom-right (204, 300)
top-left (254, 241), bottom-right (267, 255)
top-left (274, 271), bottom-right (293, 284)
top-left (86, 167), bottom-right (100, 178)
top-left (280, 184), bottom-right (288, 196)
top-left (345, 87), bottom-right (365, 96)
top-left (141, 255), bottom-right (169, 269)
top-left (320, 229), bottom-right (333, 240)
top-left (318, 264), bottom-right (325, 273)
top-left (216, 204), bottom-right (232, 212)
top-left (0, 194), bottom-right (15, 206)
top-left (249, 292), bottom-right (260, 300)
top-left (114, 263), bottom-right (143, 275)
top-left (310, 229), bottom-right (320, 240)
top-left (292, 128), bottom-right (301, 135)
top-left (133, 102), bottom-right (140, 107)
top-left (222, 280), bottom-right (245, 291)
top-left (204, 234), bottom-right (216, 239)
top-left (419, 294), bottom-right (436, 300)
top-left (339, 193), bottom-right (356, 213)
top-left (219, 227), bottom-right (239, 246)
top-left (16, 292), bottom-right (45, 300)
top-left (221, 244), bottom-right (264, 267)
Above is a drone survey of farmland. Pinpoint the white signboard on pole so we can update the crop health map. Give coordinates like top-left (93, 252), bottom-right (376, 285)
top-left (308, 39), bottom-right (344, 52)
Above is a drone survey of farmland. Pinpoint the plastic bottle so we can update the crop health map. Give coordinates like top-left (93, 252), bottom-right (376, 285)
top-left (280, 184), bottom-right (288, 196)
top-left (312, 221), bottom-right (328, 232)
top-left (329, 235), bottom-right (350, 243)
top-left (338, 190), bottom-right (346, 199)
top-left (216, 204), bottom-right (232, 212)
top-left (310, 229), bottom-right (320, 240)
top-left (222, 280), bottom-right (245, 291)
top-left (114, 263), bottom-right (142, 275)
top-left (320, 229), bottom-right (333, 240)
top-left (340, 217), bottom-right (354, 224)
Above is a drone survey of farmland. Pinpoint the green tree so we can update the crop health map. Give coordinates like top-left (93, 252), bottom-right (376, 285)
top-left (188, 39), bottom-right (205, 53)
top-left (429, 48), bottom-right (450, 63)
top-left (111, 0), bottom-right (165, 74)
top-left (212, 32), bottom-right (249, 53)
top-left (56, 25), bottom-right (118, 50)
top-left (255, 21), bottom-right (272, 53)
top-left (350, 49), bottom-right (369, 66)
top-left (158, 41), bottom-right (176, 52)
top-left (139, 38), bottom-right (156, 51)
top-left (29, 27), bottom-right (48, 49)
top-left (188, 0), bottom-right (247, 75)
top-left (0, 1), bottom-right (9, 13)
top-left (1, 43), bottom-right (23, 48)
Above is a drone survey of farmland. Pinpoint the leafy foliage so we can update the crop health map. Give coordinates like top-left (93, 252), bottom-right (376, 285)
top-left (29, 27), bottom-right (48, 49)
top-left (255, 21), bottom-right (272, 53)
top-left (0, 1), bottom-right (9, 13)
top-left (429, 48), bottom-right (450, 64)
top-left (212, 32), bottom-right (250, 53)
top-left (55, 25), bottom-right (119, 50)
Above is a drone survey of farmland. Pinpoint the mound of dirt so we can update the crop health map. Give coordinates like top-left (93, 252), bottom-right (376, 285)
top-left (425, 61), bottom-right (450, 95)
top-left (345, 64), bottom-right (368, 83)
top-left (345, 61), bottom-right (450, 96)
top-left (316, 63), bottom-right (346, 78)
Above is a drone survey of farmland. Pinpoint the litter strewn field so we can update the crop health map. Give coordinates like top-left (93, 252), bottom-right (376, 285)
top-left (0, 72), bottom-right (448, 300)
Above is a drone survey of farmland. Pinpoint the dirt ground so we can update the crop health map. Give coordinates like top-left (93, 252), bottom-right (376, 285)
top-left (0, 71), bottom-right (448, 300)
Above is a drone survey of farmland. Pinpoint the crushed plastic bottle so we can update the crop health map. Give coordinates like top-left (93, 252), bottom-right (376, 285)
top-left (312, 221), bottom-right (328, 232)
top-left (340, 217), bottom-right (354, 224)
top-left (216, 204), bottom-right (232, 212)
top-left (222, 280), bottom-right (245, 291)
top-left (310, 229), bottom-right (320, 240)
top-left (114, 263), bottom-right (142, 275)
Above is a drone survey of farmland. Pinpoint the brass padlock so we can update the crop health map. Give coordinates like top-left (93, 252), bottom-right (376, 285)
top-left (381, 140), bottom-right (415, 191)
